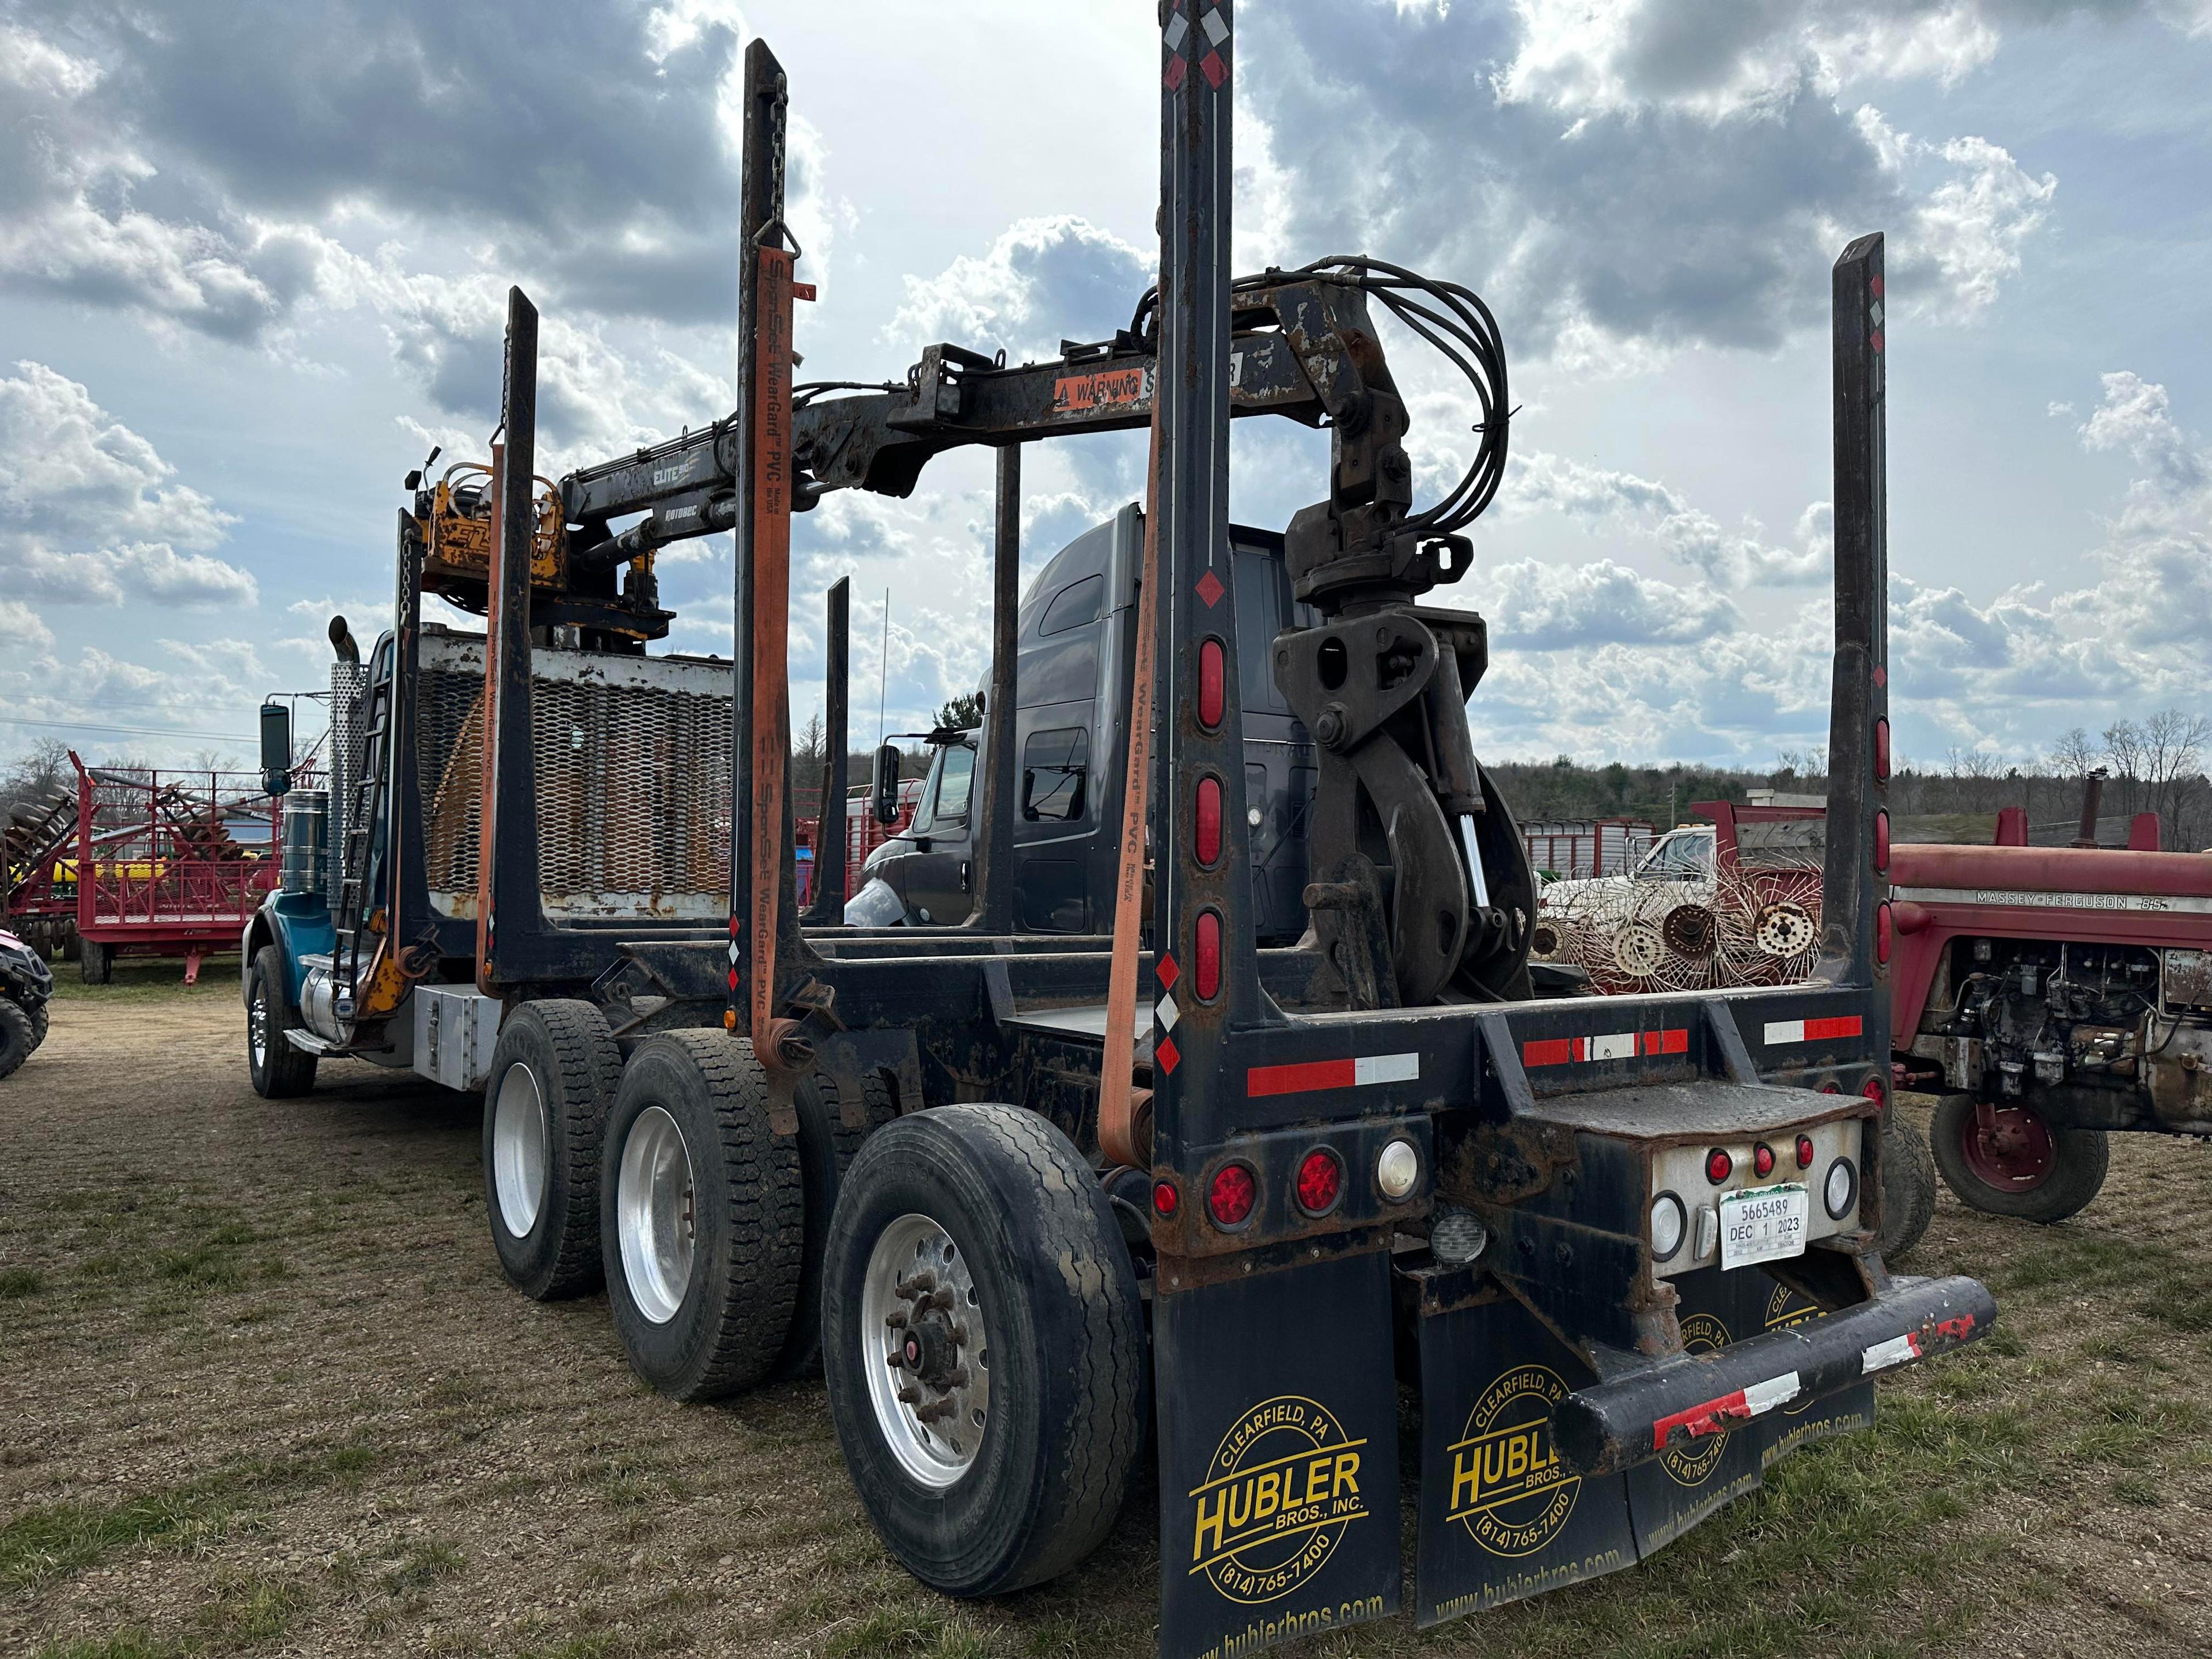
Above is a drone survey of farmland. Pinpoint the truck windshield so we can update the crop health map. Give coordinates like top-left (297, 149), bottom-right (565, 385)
top-left (1639, 830), bottom-right (1713, 880)
top-left (910, 743), bottom-right (975, 835)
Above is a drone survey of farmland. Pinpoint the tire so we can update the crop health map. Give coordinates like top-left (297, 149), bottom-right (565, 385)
top-left (1930, 1094), bottom-right (2111, 1224)
top-left (80, 941), bottom-right (112, 986)
top-left (27, 1001), bottom-right (48, 1052)
top-left (245, 945), bottom-right (317, 1099)
top-left (601, 1032), bottom-right (806, 1402)
top-left (0, 999), bottom-right (33, 1082)
top-left (773, 1068), bottom-right (901, 1380)
top-left (822, 1103), bottom-right (1148, 1599)
top-left (482, 1000), bottom-right (623, 1301)
top-left (1876, 1111), bottom-right (1936, 1259)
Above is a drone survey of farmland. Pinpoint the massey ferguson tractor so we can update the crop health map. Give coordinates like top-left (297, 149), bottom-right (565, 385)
top-left (242, 21), bottom-right (1991, 1656)
top-left (1891, 835), bottom-right (2212, 1221)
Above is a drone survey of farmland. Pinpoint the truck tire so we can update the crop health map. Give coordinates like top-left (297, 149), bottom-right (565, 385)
top-left (246, 945), bottom-right (317, 1099)
top-left (0, 999), bottom-right (33, 1081)
top-left (821, 1103), bottom-right (1147, 1598)
top-left (81, 941), bottom-right (112, 986)
top-left (601, 1032), bottom-right (805, 1401)
top-left (772, 1069), bottom-right (900, 1381)
top-left (1930, 1094), bottom-right (2110, 1224)
top-left (482, 1000), bottom-right (623, 1301)
top-left (1876, 1112), bottom-right (1936, 1259)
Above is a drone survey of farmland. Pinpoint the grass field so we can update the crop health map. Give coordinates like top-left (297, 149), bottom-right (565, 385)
top-left (2, 982), bottom-right (2209, 1657)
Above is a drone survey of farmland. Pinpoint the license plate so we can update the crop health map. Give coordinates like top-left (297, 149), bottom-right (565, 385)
top-left (1718, 1182), bottom-right (1809, 1270)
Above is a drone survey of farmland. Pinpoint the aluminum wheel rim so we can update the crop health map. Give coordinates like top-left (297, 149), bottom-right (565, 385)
top-left (491, 1062), bottom-right (551, 1238)
top-left (860, 1213), bottom-right (991, 1489)
top-left (617, 1105), bottom-right (696, 1324)
top-left (249, 984), bottom-right (269, 1070)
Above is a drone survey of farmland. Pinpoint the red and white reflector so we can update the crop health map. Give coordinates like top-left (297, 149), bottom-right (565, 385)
top-left (1247, 1051), bottom-right (1419, 1097)
top-left (1651, 1371), bottom-right (1802, 1450)
top-left (1522, 1028), bottom-right (1688, 1068)
top-left (1762, 1015), bottom-right (1864, 1046)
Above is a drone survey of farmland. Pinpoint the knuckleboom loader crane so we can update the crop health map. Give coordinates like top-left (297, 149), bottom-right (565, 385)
top-left (244, 16), bottom-right (1991, 1655)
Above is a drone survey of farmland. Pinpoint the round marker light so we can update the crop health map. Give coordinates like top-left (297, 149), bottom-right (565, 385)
top-left (1650, 1192), bottom-right (1687, 1263)
top-left (1207, 1163), bottom-right (1256, 1229)
top-left (1705, 1148), bottom-right (1733, 1185)
top-left (1796, 1133), bottom-right (1816, 1170)
top-left (1861, 1074), bottom-right (1887, 1107)
top-left (1152, 1179), bottom-right (1179, 1218)
top-left (1377, 1138), bottom-right (1420, 1202)
top-left (1824, 1157), bottom-right (1859, 1220)
top-left (1753, 1142), bottom-right (1776, 1179)
top-left (1295, 1149), bottom-right (1343, 1216)
top-left (1820, 1081), bottom-right (1843, 1094)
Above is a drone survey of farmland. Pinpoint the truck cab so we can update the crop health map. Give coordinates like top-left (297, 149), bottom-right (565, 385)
top-left (848, 505), bottom-right (1316, 943)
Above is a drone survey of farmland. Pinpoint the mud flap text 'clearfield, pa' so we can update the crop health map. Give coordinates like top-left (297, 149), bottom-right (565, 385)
top-left (1156, 1249), bottom-right (1400, 1659)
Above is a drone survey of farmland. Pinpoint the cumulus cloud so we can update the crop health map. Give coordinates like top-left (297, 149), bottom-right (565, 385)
top-left (0, 598), bottom-right (55, 653)
top-left (1479, 556), bottom-right (1738, 647)
top-left (1238, 0), bottom-right (2122, 365)
top-left (1508, 449), bottom-right (1830, 586)
top-left (888, 217), bottom-right (1154, 363)
top-left (0, 362), bottom-right (256, 607)
top-left (0, 1), bottom-right (843, 342)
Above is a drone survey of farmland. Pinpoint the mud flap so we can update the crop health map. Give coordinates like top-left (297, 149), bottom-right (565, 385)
top-left (1754, 1274), bottom-right (1876, 1466)
top-left (1156, 1249), bottom-right (1400, 1659)
top-left (1625, 1266), bottom-right (1764, 1555)
top-left (1411, 1289), bottom-right (1636, 1627)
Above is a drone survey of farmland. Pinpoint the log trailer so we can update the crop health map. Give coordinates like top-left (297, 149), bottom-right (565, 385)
top-left (243, 22), bottom-right (1993, 1654)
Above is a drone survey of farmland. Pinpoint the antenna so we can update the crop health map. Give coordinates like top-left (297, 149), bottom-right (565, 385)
top-left (877, 586), bottom-right (890, 748)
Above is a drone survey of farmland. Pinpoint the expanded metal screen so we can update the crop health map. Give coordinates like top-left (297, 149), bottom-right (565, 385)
top-left (417, 628), bottom-right (734, 921)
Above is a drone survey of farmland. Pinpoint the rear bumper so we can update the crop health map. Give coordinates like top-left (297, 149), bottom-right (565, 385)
top-left (1554, 1272), bottom-right (1995, 1478)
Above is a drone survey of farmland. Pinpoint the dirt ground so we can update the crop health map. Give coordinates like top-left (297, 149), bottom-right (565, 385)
top-left (4, 975), bottom-right (2211, 1659)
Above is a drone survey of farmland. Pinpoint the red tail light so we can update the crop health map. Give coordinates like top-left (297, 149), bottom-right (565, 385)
top-left (1196, 775), bottom-right (1222, 865)
top-left (1820, 1081), bottom-right (1843, 1094)
top-left (1753, 1143), bottom-right (1776, 1178)
top-left (1796, 1133), bottom-right (1815, 1169)
top-left (1199, 638), bottom-right (1225, 730)
top-left (1874, 809), bottom-right (1890, 874)
top-left (1705, 1149), bottom-right (1733, 1185)
top-left (1207, 1163), bottom-right (1256, 1228)
top-left (1876, 900), bottom-right (1893, 965)
top-left (1153, 1179), bottom-right (1179, 1217)
top-left (1295, 1149), bottom-right (1343, 1215)
top-left (1195, 908), bottom-right (1222, 1000)
top-left (1861, 1074), bottom-right (1887, 1107)
top-left (1874, 717), bottom-right (1891, 782)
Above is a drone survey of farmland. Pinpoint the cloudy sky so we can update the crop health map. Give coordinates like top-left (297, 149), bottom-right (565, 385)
top-left (2, 0), bottom-right (2208, 775)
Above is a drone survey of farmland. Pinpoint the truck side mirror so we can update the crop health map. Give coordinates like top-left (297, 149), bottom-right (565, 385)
top-left (259, 702), bottom-right (293, 797)
top-left (871, 744), bottom-right (902, 825)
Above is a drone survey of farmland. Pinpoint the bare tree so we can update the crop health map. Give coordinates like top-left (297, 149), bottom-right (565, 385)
top-left (2138, 709), bottom-right (2212, 847)
top-left (2047, 727), bottom-right (2099, 778)
top-left (2102, 719), bottom-right (2144, 818)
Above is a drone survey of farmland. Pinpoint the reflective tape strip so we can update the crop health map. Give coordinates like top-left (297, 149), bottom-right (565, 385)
top-left (1247, 1052), bottom-right (1420, 1097)
top-left (1861, 1332), bottom-right (1922, 1374)
top-left (1522, 1028), bottom-right (1688, 1068)
top-left (1764, 1014), bottom-right (1865, 1045)
top-left (1157, 993), bottom-right (1180, 1033)
top-left (1651, 1371), bottom-right (1802, 1451)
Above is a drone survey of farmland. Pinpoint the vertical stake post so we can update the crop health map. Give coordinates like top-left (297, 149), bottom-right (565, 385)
top-left (805, 576), bottom-right (852, 923)
top-left (1820, 233), bottom-right (1890, 1003)
top-left (475, 288), bottom-right (542, 995)
top-left (970, 445), bottom-right (1021, 934)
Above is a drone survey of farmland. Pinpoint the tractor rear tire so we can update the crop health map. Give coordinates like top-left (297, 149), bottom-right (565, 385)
top-left (246, 946), bottom-right (317, 1099)
top-left (773, 1068), bottom-right (901, 1381)
top-left (482, 1000), bottom-right (623, 1301)
top-left (1930, 1094), bottom-right (2109, 1224)
top-left (1876, 1111), bottom-right (1937, 1259)
top-left (81, 942), bottom-right (112, 986)
top-left (0, 999), bottom-right (33, 1081)
top-left (821, 1103), bottom-right (1147, 1598)
top-left (601, 1032), bottom-right (806, 1402)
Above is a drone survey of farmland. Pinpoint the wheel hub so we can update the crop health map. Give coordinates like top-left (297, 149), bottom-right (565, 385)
top-left (1962, 1101), bottom-right (2055, 1190)
top-left (616, 1105), bottom-right (697, 1324)
top-left (861, 1214), bottom-right (990, 1488)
